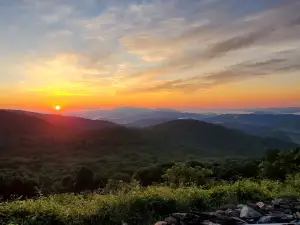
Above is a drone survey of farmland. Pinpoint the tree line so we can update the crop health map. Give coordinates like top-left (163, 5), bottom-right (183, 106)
top-left (0, 148), bottom-right (299, 201)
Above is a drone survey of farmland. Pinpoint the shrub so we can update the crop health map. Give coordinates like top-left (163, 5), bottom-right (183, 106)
top-left (163, 163), bottom-right (212, 187)
top-left (1, 179), bottom-right (295, 225)
top-left (73, 167), bottom-right (94, 192)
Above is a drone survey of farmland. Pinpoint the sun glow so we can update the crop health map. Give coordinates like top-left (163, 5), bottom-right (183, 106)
top-left (55, 105), bottom-right (61, 111)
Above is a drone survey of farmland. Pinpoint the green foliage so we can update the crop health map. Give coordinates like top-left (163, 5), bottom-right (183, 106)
top-left (0, 175), bottom-right (38, 200)
top-left (73, 167), bottom-right (95, 192)
top-left (259, 148), bottom-right (300, 180)
top-left (103, 179), bottom-right (141, 194)
top-left (1, 178), bottom-right (300, 225)
top-left (163, 163), bottom-right (213, 187)
top-left (133, 163), bottom-right (173, 186)
top-left (212, 159), bottom-right (260, 180)
top-left (1, 148), bottom-right (300, 199)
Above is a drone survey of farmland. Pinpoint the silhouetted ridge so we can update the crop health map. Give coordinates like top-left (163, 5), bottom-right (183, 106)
top-left (0, 112), bottom-right (297, 156)
top-left (145, 119), bottom-right (297, 156)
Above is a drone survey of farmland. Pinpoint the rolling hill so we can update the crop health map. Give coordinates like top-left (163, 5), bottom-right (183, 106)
top-left (0, 110), bottom-right (54, 136)
top-left (0, 110), bottom-right (298, 157)
top-left (1, 110), bottom-right (118, 132)
top-left (203, 114), bottom-right (300, 144)
top-left (0, 110), bottom-right (118, 150)
top-left (125, 118), bottom-right (174, 127)
top-left (203, 114), bottom-right (300, 130)
top-left (144, 119), bottom-right (298, 156)
top-left (67, 107), bottom-right (214, 124)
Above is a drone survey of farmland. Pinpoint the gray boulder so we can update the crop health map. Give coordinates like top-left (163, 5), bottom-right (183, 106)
top-left (238, 204), bottom-right (262, 219)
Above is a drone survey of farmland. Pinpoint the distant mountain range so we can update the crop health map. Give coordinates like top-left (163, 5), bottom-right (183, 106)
top-left (67, 107), bottom-right (214, 124)
top-left (68, 107), bottom-right (300, 144)
top-left (67, 106), bottom-right (300, 121)
top-left (249, 107), bottom-right (300, 114)
top-left (0, 110), bottom-right (118, 146)
top-left (203, 114), bottom-right (300, 144)
top-left (0, 109), bottom-right (298, 157)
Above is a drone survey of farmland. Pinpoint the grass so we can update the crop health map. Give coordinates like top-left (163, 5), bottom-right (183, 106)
top-left (1, 178), bottom-right (300, 225)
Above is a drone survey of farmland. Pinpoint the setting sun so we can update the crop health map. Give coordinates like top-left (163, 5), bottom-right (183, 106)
top-left (55, 105), bottom-right (61, 111)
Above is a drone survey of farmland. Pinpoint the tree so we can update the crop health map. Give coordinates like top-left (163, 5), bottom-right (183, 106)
top-left (0, 175), bottom-right (8, 199)
top-left (56, 175), bottom-right (74, 193)
top-left (264, 149), bottom-right (280, 162)
top-left (259, 148), bottom-right (300, 180)
top-left (133, 163), bottom-right (175, 186)
top-left (8, 177), bottom-right (38, 199)
top-left (163, 163), bottom-right (212, 187)
top-left (73, 167), bottom-right (95, 192)
top-left (133, 166), bottom-right (165, 186)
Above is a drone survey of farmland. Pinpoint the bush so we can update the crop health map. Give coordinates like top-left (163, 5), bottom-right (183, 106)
top-left (73, 167), bottom-right (95, 192)
top-left (163, 163), bottom-right (213, 187)
top-left (1, 178), bottom-right (294, 225)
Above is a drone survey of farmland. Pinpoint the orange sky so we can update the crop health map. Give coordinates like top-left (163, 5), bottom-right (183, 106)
top-left (1, 77), bottom-right (299, 113)
top-left (1, 0), bottom-right (300, 112)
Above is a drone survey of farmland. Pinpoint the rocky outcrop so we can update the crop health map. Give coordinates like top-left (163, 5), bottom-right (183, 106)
top-left (155, 197), bottom-right (300, 225)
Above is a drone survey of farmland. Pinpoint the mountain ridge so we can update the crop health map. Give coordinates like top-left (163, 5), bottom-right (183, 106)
top-left (0, 110), bottom-right (298, 157)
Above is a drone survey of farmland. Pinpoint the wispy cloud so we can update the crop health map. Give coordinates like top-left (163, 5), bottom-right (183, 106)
top-left (1, 0), bottom-right (300, 102)
top-left (114, 1), bottom-right (300, 93)
top-left (122, 48), bottom-right (300, 94)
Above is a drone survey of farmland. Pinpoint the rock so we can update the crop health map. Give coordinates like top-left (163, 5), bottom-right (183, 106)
top-left (215, 209), bottom-right (239, 218)
top-left (246, 203), bottom-right (266, 215)
top-left (238, 204), bottom-right (262, 219)
top-left (264, 204), bottom-right (274, 211)
top-left (156, 198), bottom-right (300, 225)
top-left (272, 198), bottom-right (294, 207)
top-left (225, 209), bottom-right (240, 217)
top-left (201, 220), bottom-right (221, 225)
top-left (256, 202), bottom-right (264, 208)
top-left (281, 204), bottom-right (291, 209)
top-left (295, 211), bottom-right (300, 219)
top-left (284, 209), bottom-right (292, 214)
top-left (282, 214), bottom-right (294, 221)
top-left (269, 210), bottom-right (285, 216)
top-left (272, 198), bottom-right (285, 206)
top-left (258, 216), bottom-right (273, 223)
top-left (154, 222), bottom-right (167, 225)
top-left (219, 204), bottom-right (237, 211)
top-left (163, 216), bottom-right (181, 225)
top-left (215, 210), bottom-right (226, 216)
top-left (229, 217), bottom-right (247, 224)
top-left (272, 198), bottom-right (300, 213)
top-left (257, 215), bottom-right (291, 223)
top-left (164, 213), bottom-right (202, 225)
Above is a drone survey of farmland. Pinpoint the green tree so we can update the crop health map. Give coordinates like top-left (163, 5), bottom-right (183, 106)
top-left (8, 177), bottom-right (38, 199)
top-left (0, 175), bottom-right (8, 198)
top-left (73, 167), bottom-right (95, 192)
top-left (259, 148), bottom-right (300, 180)
top-left (163, 163), bottom-right (212, 187)
top-left (133, 165), bottom-right (168, 186)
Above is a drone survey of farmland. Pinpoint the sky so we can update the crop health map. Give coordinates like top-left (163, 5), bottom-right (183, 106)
top-left (0, 0), bottom-right (300, 112)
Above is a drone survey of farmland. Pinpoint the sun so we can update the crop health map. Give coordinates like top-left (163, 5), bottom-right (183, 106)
top-left (55, 105), bottom-right (61, 111)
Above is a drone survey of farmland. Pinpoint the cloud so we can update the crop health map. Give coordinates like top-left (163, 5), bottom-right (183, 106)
top-left (47, 30), bottom-right (73, 39)
top-left (243, 58), bottom-right (286, 69)
top-left (121, 50), bottom-right (300, 94)
top-left (117, 0), bottom-right (300, 90)
top-left (202, 27), bottom-right (275, 59)
top-left (121, 34), bottom-right (181, 62)
top-left (204, 55), bottom-right (300, 84)
top-left (22, 1), bottom-right (74, 24)
top-left (1, 0), bottom-right (300, 99)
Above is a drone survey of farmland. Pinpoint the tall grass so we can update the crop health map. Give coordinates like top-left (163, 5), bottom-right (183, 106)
top-left (1, 178), bottom-right (300, 225)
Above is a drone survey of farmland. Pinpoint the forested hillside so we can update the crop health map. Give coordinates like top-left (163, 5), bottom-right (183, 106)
top-left (0, 110), bottom-right (299, 198)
